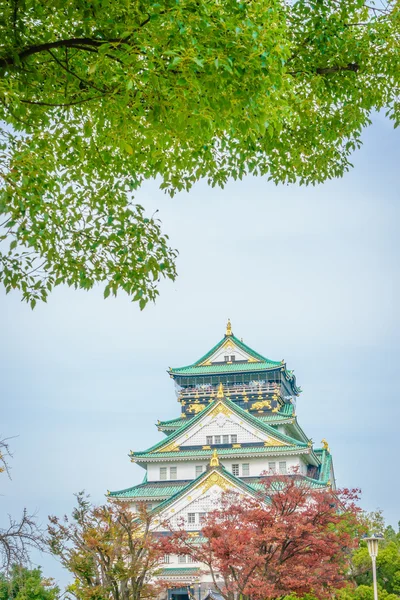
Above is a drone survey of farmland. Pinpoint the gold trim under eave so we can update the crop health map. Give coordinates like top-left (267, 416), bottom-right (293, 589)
top-left (208, 401), bottom-right (232, 418)
top-left (158, 441), bottom-right (180, 453)
top-left (264, 439), bottom-right (287, 447)
top-left (201, 471), bottom-right (230, 493)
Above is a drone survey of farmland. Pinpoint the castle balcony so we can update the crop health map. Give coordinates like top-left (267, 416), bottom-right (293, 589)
top-left (177, 381), bottom-right (284, 402)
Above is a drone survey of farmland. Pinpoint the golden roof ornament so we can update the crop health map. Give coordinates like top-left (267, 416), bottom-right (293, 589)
top-left (225, 319), bottom-right (232, 336)
top-left (210, 449), bottom-right (220, 467)
top-left (217, 382), bottom-right (224, 398)
top-left (321, 439), bottom-right (330, 452)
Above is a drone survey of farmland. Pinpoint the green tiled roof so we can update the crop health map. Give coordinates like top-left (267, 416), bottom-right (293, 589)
top-left (132, 397), bottom-right (308, 460)
top-left (157, 416), bottom-right (190, 432)
top-left (111, 466), bottom-right (260, 504)
top-left (170, 361), bottom-right (282, 376)
top-left (110, 461), bottom-right (332, 501)
top-left (133, 444), bottom-right (308, 461)
top-left (314, 448), bottom-right (333, 483)
top-left (258, 405), bottom-right (295, 422)
top-left (109, 480), bottom-right (190, 499)
top-left (158, 403), bottom-right (295, 433)
top-left (159, 568), bottom-right (200, 576)
top-left (170, 335), bottom-right (282, 376)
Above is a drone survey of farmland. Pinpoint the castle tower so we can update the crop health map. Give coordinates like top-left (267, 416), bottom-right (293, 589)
top-left (109, 323), bottom-right (334, 599)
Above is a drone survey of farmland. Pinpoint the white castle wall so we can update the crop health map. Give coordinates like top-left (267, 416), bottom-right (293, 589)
top-left (181, 418), bottom-right (264, 446)
top-left (146, 455), bottom-right (307, 481)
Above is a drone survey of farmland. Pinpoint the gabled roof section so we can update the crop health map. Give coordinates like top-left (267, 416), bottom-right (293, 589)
top-left (151, 463), bottom-right (264, 517)
top-left (169, 323), bottom-right (282, 376)
top-left (131, 395), bottom-right (309, 462)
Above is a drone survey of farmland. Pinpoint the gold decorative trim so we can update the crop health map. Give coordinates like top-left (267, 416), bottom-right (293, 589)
top-left (251, 400), bottom-right (271, 411)
top-left (216, 383), bottom-right (224, 398)
top-left (210, 449), bottom-right (220, 466)
top-left (225, 319), bottom-right (232, 336)
top-left (208, 401), bottom-right (232, 418)
top-left (202, 445), bottom-right (211, 450)
top-left (187, 403), bottom-right (206, 414)
top-left (264, 439), bottom-right (286, 447)
top-left (159, 441), bottom-right (180, 453)
top-left (321, 438), bottom-right (330, 452)
top-left (232, 443), bottom-right (241, 448)
top-left (201, 472), bottom-right (230, 493)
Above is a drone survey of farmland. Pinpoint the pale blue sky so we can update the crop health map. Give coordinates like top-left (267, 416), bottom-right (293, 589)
top-left (1, 112), bottom-right (399, 585)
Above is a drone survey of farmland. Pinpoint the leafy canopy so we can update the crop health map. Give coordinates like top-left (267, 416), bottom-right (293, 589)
top-left (352, 512), bottom-right (400, 596)
top-left (0, 566), bottom-right (59, 600)
top-left (47, 492), bottom-right (166, 600)
top-left (0, 0), bottom-right (399, 305)
top-left (166, 476), bottom-right (364, 600)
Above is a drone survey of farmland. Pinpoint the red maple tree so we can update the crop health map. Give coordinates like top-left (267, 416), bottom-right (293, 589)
top-left (166, 475), bottom-right (363, 600)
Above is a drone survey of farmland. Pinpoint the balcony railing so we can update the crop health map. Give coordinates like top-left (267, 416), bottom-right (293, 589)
top-left (178, 382), bottom-right (282, 401)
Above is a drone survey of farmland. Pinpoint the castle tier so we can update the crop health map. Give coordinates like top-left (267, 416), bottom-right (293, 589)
top-left (108, 322), bottom-right (334, 600)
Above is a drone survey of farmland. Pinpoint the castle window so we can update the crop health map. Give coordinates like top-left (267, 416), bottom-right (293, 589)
top-left (224, 356), bottom-right (229, 362)
top-left (206, 436), bottom-right (213, 445)
top-left (163, 555), bottom-right (170, 564)
top-left (268, 462), bottom-right (276, 473)
top-left (214, 435), bottom-right (221, 445)
top-left (188, 513), bottom-right (196, 524)
top-left (195, 465), bottom-right (203, 477)
top-left (187, 555), bottom-right (195, 563)
top-left (230, 355), bottom-right (236, 362)
top-left (242, 463), bottom-right (250, 477)
top-left (199, 512), bottom-right (207, 524)
top-left (178, 555), bottom-right (187, 564)
top-left (170, 466), bottom-right (177, 480)
top-left (231, 435), bottom-right (238, 444)
top-left (223, 435), bottom-right (229, 444)
top-left (279, 461), bottom-right (287, 474)
top-left (160, 467), bottom-right (167, 480)
top-left (232, 464), bottom-right (239, 476)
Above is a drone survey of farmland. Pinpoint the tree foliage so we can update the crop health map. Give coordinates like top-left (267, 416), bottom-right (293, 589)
top-left (47, 493), bottom-right (166, 600)
top-left (167, 476), bottom-right (363, 600)
top-left (0, 565), bottom-right (59, 600)
top-left (351, 512), bottom-right (400, 596)
top-left (0, 0), bottom-right (398, 305)
top-left (0, 438), bottom-right (44, 573)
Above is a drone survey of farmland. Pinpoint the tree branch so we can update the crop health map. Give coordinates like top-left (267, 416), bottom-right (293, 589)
top-left (21, 94), bottom-right (108, 107)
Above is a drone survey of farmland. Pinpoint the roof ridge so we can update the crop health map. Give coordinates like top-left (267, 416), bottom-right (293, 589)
top-left (170, 334), bottom-right (281, 371)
